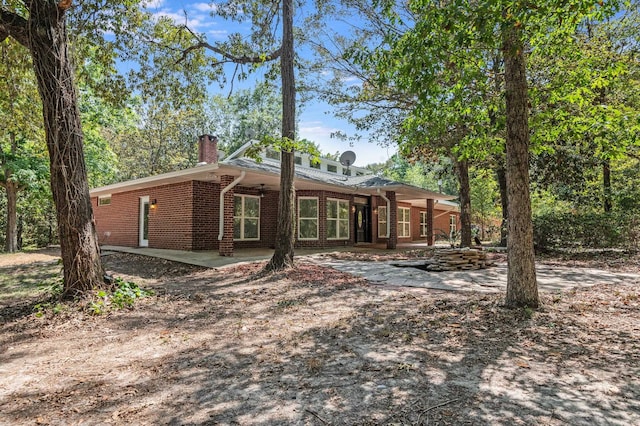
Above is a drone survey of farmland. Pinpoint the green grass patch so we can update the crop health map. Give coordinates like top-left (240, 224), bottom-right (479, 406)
top-left (0, 259), bottom-right (62, 302)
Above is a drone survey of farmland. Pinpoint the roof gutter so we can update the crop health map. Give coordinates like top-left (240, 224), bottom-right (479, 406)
top-left (218, 171), bottom-right (246, 241)
top-left (377, 188), bottom-right (390, 238)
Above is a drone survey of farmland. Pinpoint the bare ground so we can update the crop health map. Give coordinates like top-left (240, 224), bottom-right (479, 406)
top-left (0, 249), bottom-right (639, 425)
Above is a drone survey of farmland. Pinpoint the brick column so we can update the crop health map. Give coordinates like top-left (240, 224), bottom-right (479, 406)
top-left (219, 175), bottom-right (235, 257)
top-left (386, 191), bottom-right (397, 249)
top-left (427, 198), bottom-right (435, 246)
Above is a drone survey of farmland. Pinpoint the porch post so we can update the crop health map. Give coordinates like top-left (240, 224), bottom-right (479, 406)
top-left (427, 199), bottom-right (435, 246)
top-left (219, 175), bottom-right (235, 256)
top-left (386, 191), bottom-right (397, 249)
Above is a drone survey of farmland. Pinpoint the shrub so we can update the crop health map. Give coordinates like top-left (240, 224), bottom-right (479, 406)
top-left (533, 211), bottom-right (639, 251)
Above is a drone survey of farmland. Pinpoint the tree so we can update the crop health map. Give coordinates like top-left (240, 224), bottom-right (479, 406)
top-left (157, 0), bottom-right (300, 271)
top-left (366, 0), bottom-right (622, 307)
top-left (209, 81), bottom-right (283, 155)
top-left (0, 38), bottom-right (47, 252)
top-left (1, 1), bottom-right (105, 296)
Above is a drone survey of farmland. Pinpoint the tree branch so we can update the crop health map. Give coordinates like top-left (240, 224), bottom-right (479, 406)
top-left (0, 8), bottom-right (29, 47)
top-left (176, 25), bottom-right (282, 65)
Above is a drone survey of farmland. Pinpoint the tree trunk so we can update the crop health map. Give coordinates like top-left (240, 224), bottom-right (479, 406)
top-left (603, 159), bottom-right (612, 212)
top-left (496, 164), bottom-right (508, 247)
top-left (455, 158), bottom-right (472, 248)
top-left (502, 24), bottom-right (538, 309)
top-left (28, 1), bottom-right (104, 298)
top-left (265, 0), bottom-right (295, 271)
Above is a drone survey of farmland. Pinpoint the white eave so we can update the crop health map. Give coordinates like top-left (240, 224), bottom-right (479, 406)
top-left (90, 163), bottom-right (219, 197)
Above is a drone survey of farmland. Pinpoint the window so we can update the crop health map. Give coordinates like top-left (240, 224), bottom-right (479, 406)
top-left (98, 195), bottom-right (111, 206)
top-left (294, 156), bottom-right (302, 165)
top-left (310, 160), bottom-right (321, 169)
top-left (378, 206), bottom-right (387, 238)
top-left (450, 215), bottom-right (457, 234)
top-left (234, 195), bottom-right (260, 240)
top-left (342, 168), bottom-right (351, 176)
top-left (420, 211), bottom-right (428, 237)
top-left (298, 197), bottom-right (318, 240)
top-left (265, 149), bottom-right (280, 160)
top-left (327, 164), bottom-right (337, 173)
top-left (398, 207), bottom-right (410, 238)
top-left (327, 198), bottom-right (349, 239)
top-left (356, 171), bottom-right (365, 176)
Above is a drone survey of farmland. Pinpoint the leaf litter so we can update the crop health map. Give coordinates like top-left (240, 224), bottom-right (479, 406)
top-left (0, 250), bottom-right (638, 425)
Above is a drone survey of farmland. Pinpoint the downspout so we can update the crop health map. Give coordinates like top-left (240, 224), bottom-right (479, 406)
top-left (218, 171), bottom-right (246, 241)
top-left (377, 188), bottom-right (391, 238)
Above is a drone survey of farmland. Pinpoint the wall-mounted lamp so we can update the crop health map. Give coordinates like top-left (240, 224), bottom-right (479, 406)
top-left (373, 208), bottom-right (378, 215)
top-left (351, 205), bottom-right (356, 213)
top-left (150, 199), bottom-right (157, 209)
top-left (259, 184), bottom-right (265, 198)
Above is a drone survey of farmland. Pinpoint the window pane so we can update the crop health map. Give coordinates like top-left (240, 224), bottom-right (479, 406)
top-left (299, 199), bottom-right (317, 218)
top-left (327, 221), bottom-right (337, 239)
top-left (327, 201), bottom-right (337, 219)
top-left (379, 207), bottom-right (386, 221)
top-left (338, 201), bottom-right (349, 218)
top-left (379, 223), bottom-right (387, 237)
top-left (234, 197), bottom-right (242, 216)
top-left (245, 197), bottom-right (260, 217)
top-left (404, 223), bottom-right (410, 236)
top-left (244, 219), bottom-right (259, 239)
top-left (299, 219), bottom-right (317, 239)
top-left (339, 220), bottom-right (349, 238)
top-left (233, 218), bottom-right (241, 239)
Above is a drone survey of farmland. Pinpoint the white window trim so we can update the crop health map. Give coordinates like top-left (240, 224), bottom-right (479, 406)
top-left (326, 198), bottom-right (350, 240)
top-left (234, 194), bottom-right (260, 241)
top-left (420, 211), bottom-right (428, 237)
top-left (450, 214), bottom-right (457, 233)
top-left (298, 197), bottom-right (319, 240)
top-left (398, 207), bottom-right (411, 238)
top-left (98, 195), bottom-right (112, 206)
top-left (378, 206), bottom-right (387, 238)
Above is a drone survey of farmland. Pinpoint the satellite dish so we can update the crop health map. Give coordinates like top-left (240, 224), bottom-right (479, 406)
top-left (339, 151), bottom-right (357, 167)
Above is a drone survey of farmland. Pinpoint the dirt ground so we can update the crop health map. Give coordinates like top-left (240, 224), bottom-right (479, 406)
top-left (0, 249), bottom-right (639, 425)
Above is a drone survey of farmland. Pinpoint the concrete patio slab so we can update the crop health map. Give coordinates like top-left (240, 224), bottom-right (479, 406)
top-left (306, 257), bottom-right (639, 293)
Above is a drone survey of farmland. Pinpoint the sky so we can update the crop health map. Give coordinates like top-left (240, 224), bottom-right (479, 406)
top-left (141, 0), bottom-right (398, 167)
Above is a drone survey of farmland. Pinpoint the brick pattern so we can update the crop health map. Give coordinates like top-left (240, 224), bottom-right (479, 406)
top-left (192, 181), bottom-right (219, 250)
top-left (198, 134), bottom-right (218, 164)
top-left (94, 181), bottom-right (461, 251)
top-left (93, 181), bottom-right (195, 250)
top-left (219, 175), bottom-right (235, 256)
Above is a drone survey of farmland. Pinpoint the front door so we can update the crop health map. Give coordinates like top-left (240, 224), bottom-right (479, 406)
top-left (139, 196), bottom-right (149, 247)
top-left (354, 204), bottom-right (370, 243)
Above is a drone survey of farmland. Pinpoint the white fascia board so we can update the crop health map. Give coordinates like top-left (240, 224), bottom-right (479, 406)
top-left (89, 163), bottom-right (219, 197)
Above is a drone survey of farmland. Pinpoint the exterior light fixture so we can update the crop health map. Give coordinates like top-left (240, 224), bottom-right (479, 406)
top-left (150, 199), bottom-right (157, 209)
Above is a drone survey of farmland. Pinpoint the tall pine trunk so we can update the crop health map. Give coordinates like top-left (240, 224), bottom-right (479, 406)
top-left (502, 25), bottom-right (538, 309)
top-left (265, 0), bottom-right (295, 271)
top-left (28, 1), bottom-right (104, 297)
top-left (455, 158), bottom-right (472, 248)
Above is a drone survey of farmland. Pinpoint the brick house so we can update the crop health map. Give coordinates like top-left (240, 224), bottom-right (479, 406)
top-left (90, 135), bottom-right (460, 256)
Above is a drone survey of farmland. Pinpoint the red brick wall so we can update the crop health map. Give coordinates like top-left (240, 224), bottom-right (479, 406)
top-left (94, 180), bottom-right (462, 250)
top-left (192, 181), bottom-right (218, 250)
top-left (93, 181), bottom-right (195, 250)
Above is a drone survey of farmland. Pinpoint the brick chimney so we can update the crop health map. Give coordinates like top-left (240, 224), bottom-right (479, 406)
top-left (198, 134), bottom-right (218, 164)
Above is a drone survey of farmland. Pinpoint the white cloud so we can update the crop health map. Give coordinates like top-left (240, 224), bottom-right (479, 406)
top-left (192, 2), bottom-right (217, 12)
